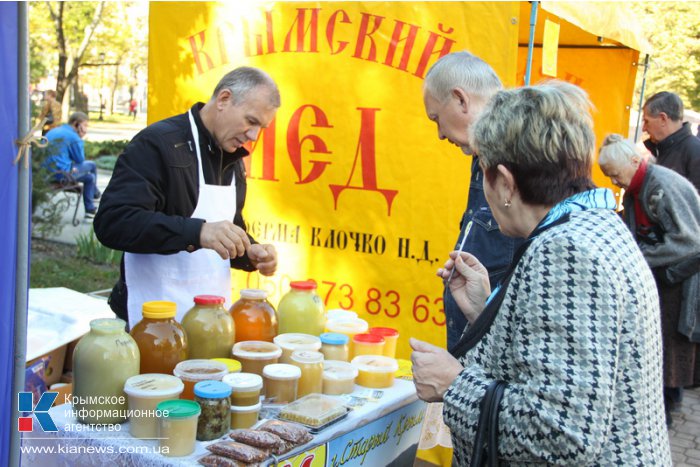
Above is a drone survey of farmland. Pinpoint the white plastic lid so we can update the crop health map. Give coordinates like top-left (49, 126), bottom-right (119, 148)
top-left (240, 289), bottom-right (269, 300)
top-left (326, 309), bottom-right (358, 321)
top-left (273, 333), bottom-right (321, 351)
top-left (325, 317), bottom-right (369, 334)
top-left (124, 374), bottom-right (184, 398)
top-left (263, 363), bottom-right (302, 380)
top-left (351, 355), bottom-right (399, 374)
top-left (323, 360), bottom-right (359, 380)
top-left (222, 372), bottom-right (263, 391)
top-left (173, 359), bottom-right (229, 381)
top-left (232, 341), bottom-right (282, 360)
top-left (290, 350), bottom-right (324, 364)
top-left (230, 402), bottom-right (262, 412)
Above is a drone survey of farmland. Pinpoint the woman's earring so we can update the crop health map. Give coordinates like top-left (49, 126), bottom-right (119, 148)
top-left (504, 199), bottom-right (512, 208)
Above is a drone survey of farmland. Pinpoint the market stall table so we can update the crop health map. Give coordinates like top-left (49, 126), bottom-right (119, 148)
top-left (21, 379), bottom-right (425, 466)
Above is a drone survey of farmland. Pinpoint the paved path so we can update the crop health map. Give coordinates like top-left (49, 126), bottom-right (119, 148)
top-left (670, 386), bottom-right (700, 466)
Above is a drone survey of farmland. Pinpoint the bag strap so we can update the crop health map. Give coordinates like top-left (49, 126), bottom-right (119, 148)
top-left (470, 380), bottom-right (507, 467)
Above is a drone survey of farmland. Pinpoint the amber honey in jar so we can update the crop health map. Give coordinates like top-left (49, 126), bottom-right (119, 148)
top-left (181, 295), bottom-right (235, 359)
top-left (231, 341), bottom-right (282, 377)
top-left (222, 372), bottom-right (263, 407)
top-left (263, 363), bottom-right (301, 404)
top-left (130, 301), bottom-right (188, 375)
top-left (229, 289), bottom-right (278, 342)
top-left (173, 359), bottom-right (229, 400)
top-left (290, 350), bottom-right (324, 398)
top-left (319, 332), bottom-right (350, 362)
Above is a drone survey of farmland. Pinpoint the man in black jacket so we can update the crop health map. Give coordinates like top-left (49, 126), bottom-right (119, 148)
top-left (94, 67), bottom-right (280, 326)
top-left (643, 91), bottom-right (700, 193)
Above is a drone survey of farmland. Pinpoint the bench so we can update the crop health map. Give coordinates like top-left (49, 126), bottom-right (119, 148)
top-left (48, 174), bottom-right (83, 227)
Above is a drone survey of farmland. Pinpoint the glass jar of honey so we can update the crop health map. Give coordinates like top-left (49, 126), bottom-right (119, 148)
top-left (277, 281), bottom-right (326, 336)
top-left (319, 332), bottom-right (350, 362)
top-left (290, 350), bottom-right (324, 398)
top-left (182, 295), bottom-right (235, 359)
top-left (229, 289), bottom-right (278, 342)
top-left (130, 301), bottom-right (189, 375)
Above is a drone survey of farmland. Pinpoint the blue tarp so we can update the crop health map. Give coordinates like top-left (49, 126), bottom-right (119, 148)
top-left (1, 2), bottom-right (22, 465)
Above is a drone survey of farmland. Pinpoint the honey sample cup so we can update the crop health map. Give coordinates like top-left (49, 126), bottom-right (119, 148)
top-left (322, 360), bottom-right (358, 395)
top-left (273, 333), bottom-right (322, 364)
top-left (173, 359), bottom-right (229, 400)
top-left (231, 341), bottom-right (282, 376)
top-left (351, 355), bottom-right (399, 389)
top-left (263, 363), bottom-right (301, 404)
top-left (157, 399), bottom-right (201, 457)
top-left (222, 372), bottom-right (263, 407)
top-left (230, 402), bottom-right (261, 429)
top-left (124, 374), bottom-right (184, 439)
top-left (352, 333), bottom-right (385, 357)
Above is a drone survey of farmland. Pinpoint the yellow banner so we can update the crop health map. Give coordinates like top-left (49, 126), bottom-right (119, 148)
top-left (541, 19), bottom-right (560, 77)
top-left (149, 2), bottom-right (520, 358)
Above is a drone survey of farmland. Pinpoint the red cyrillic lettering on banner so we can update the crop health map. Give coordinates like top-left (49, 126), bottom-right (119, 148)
top-left (283, 8), bottom-right (321, 53)
top-left (216, 22), bottom-right (234, 66)
top-left (287, 105), bottom-right (333, 184)
top-left (413, 28), bottom-right (456, 78)
top-left (329, 108), bottom-right (398, 215)
top-left (188, 31), bottom-right (215, 75)
top-left (352, 13), bottom-right (385, 62)
top-left (326, 10), bottom-right (351, 55)
top-left (383, 20), bottom-right (421, 71)
top-left (248, 120), bottom-right (279, 182)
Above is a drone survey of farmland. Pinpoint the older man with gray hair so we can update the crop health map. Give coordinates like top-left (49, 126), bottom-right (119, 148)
top-left (642, 91), bottom-right (700, 192)
top-left (95, 67), bottom-right (280, 327)
top-left (422, 51), bottom-right (523, 349)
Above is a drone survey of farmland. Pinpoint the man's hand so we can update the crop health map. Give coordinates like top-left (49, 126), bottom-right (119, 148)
top-left (199, 221), bottom-right (251, 260)
top-left (249, 243), bottom-right (277, 276)
top-left (410, 338), bottom-right (464, 402)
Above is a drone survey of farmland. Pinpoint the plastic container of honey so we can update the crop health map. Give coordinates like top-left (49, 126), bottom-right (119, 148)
top-left (157, 399), bottom-right (201, 457)
top-left (322, 360), bottom-right (358, 395)
top-left (290, 350), bottom-right (324, 398)
top-left (181, 295), bottom-right (236, 359)
top-left (222, 372), bottom-right (263, 407)
top-left (325, 318), bottom-right (369, 358)
top-left (229, 289), bottom-right (278, 342)
top-left (210, 358), bottom-right (241, 374)
top-left (173, 359), bottom-right (228, 400)
top-left (320, 333), bottom-right (350, 362)
top-left (130, 301), bottom-right (189, 375)
top-left (123, 374), bottom-right (184, 439)
top-left (274, 333), bottom-right (322, 364)
top-left (351, 355), bottom-right (399, 389)
top-left (263, 363), bottom-right (301, 404)
top-left (230, 402), bottom-right (261, 429)
top-left (231, 341), bottom-right (282, 377)
top-left (325, 309), bottom-right (358, 323)
top-left (368, 327), bottom-right (400, 358)
top-left (352, 333), bottom-right (385, 357)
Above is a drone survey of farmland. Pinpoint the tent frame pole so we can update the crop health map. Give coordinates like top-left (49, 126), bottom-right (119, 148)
top-left (11, 3), bottom-right (30, 467)
top-left (525, 1), bottom-right (539, 85)
top-left (634, 54), bottom-right (650, 142)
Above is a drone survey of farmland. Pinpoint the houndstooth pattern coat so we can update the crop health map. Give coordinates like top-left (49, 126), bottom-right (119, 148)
top-left (443, 208), bottom-right (672, 466)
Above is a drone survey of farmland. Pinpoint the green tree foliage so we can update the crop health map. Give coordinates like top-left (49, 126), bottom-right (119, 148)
top-left (631, 2), bottom-right (700, 109)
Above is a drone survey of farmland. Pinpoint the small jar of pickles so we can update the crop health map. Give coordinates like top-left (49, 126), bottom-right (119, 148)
top-left (229, 289), bottom-right (278, 342)
top-left (194, 380), bottom-right (232, 441)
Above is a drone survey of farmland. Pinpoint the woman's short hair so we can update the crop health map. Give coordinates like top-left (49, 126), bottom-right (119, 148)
top-left (471, 80), bottom-right (596, 206)
top-left (212, 66), bottom-right (281, 108)
top-left (598, 134), bottom-right (638, 166)
top-left (423, 51), bottom-right (502, 102)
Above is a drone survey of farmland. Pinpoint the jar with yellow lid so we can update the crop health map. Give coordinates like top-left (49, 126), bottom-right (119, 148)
top-left (277, 281), bottom-right (325, 336)
top-left (229, 289), bottom-right (278, 342)
top-left (130, 301), bottom-right (188, 375)
top-left (181, 295), bottom-right (235, 359)
top-left (210, 358), bottom-right (241, 374)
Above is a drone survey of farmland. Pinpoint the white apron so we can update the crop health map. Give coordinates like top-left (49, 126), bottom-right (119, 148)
top-left (125, 110), bottom-right (236, 326)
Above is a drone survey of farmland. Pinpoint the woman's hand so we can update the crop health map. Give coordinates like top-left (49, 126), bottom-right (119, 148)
top-left (410, 338), bottom-right (464, 402)
top-left (437, 251), bottom-right (491, 323)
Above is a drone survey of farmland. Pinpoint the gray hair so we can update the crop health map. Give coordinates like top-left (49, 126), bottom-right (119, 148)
top-left (598, 134), bottom-right (638, 166)
top-left (212, 66), bottom-right (281, 108)
top-left (68, 111), bottom-right (88, 125)
top-left (471, 80), bottom-right (595, 205)
top-left (644, 91), bottom-right (683, 121)
top-left (423, 51), bottom-right (502, 102)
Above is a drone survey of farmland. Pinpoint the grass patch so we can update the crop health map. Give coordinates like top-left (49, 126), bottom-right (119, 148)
top-left (30, 239), bottom-right (120, 293)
